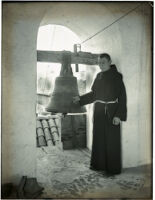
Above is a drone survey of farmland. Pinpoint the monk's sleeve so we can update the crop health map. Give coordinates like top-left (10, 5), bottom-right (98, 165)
top-left (79, 76), bottom-right (97, 106)
top-left (115, 77), bottom-right (127, 121)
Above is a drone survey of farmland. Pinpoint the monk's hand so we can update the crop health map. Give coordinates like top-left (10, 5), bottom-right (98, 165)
top-left (113, 117), bottom-right (120, 125)
top-left (73, 96), bottom-right (80, 104)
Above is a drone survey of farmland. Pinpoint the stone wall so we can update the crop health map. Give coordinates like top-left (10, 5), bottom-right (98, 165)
top-left (61, 115), bottom-right (86, 149)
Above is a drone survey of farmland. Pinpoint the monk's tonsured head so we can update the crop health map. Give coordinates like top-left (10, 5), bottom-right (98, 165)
top-left (98, 53), bottom-right (112, 72)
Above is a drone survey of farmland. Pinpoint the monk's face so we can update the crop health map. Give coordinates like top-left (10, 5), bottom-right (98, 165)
top-left (98, 57), bottom-right (111, 72)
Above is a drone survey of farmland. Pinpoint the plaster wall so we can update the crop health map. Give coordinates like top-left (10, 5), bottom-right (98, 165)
top-left (2, 3), bottom-right (46, 184)
top-left (2, 2), bottom-right (152, 183)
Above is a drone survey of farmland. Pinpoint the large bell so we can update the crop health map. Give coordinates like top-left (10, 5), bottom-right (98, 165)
top-left (46, 52), bottom-right (86, 113)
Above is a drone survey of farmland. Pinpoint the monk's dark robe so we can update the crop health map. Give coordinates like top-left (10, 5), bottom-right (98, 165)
top-left (79, 65), bottom-right (127, 174)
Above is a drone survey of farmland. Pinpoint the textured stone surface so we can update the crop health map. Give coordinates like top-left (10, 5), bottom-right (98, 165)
top-left (36, 148), bottom-right (151, 198)
top-left (61, 115), bottom-right (86, 149)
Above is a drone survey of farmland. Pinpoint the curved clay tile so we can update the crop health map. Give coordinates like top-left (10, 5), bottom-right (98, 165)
top-left (44, 128), bottom-right (54, 146)
top-left (36, 120), bottom-right (47, 147)
top-left (48, 119), bottom-right (59, 145)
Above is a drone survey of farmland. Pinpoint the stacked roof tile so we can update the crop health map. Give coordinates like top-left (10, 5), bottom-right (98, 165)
top-left (36, 117), bottom-right (60, 147)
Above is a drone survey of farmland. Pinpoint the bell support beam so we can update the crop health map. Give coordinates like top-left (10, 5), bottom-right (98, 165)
top-left (37, 50), bottom-right (99, 65)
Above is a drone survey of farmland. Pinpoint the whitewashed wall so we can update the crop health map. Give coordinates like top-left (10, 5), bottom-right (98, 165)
top-left (2, 3), bottom-right (45, 184)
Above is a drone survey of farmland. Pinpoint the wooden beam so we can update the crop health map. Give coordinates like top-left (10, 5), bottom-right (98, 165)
top-left (37, 50), bottom-right (99, 65)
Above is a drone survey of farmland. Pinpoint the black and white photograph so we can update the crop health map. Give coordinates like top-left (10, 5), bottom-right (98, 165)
top-left (1, 1), bottom-right (153, 199)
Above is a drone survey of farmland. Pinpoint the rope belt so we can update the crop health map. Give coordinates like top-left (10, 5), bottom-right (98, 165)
top-left (94, 98), bottom-right (118, 114)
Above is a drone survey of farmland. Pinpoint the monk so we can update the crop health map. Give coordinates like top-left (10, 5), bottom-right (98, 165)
top-left (73, 53), bottom-right (127, 175)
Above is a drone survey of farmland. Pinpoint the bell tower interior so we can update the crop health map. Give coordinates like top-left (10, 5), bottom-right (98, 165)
top-left (2, 2), bottom-right (152, 198)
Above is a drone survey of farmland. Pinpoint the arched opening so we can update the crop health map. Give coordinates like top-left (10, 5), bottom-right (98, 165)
top-left (36, 24), bottom-right (87, 149)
